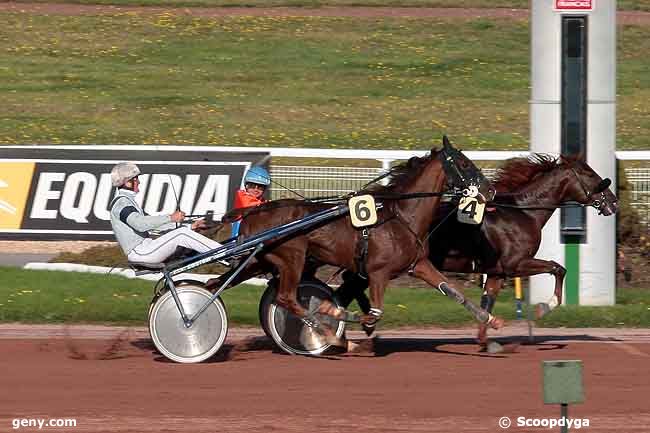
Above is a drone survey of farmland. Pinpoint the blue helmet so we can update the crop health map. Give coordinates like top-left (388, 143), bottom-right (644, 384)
top-left (244, 166), bottom-right (270, 186)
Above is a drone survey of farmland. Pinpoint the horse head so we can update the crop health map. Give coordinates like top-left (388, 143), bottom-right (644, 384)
top-left (561, 157), bottom-right (619, 216)
top-left (440, 135), bottom-right (495, 202)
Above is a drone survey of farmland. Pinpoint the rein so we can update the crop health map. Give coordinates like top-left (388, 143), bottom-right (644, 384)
top-left (488, 202), bottom-right (588, 211)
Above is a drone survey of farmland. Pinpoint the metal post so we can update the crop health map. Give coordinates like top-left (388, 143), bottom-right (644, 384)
top-left (526, 279), bottom-right (535, 343)
top-left (380, 159), bottom-right (392, 185)
top-left (515, 277), bottom-right (523, 319)
top-left (560, 403), bottom-right (568, 433)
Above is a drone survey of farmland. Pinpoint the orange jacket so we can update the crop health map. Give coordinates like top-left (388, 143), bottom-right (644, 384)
top-left (233, 189), bottom-right (266, 219)
top-left (231, 189), bottom-right (267, 236)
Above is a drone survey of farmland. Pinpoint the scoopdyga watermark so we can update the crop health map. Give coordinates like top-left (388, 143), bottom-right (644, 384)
top-left (498, 416), bottom-right (590, 429)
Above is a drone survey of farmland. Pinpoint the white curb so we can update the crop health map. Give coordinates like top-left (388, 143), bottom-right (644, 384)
top-left (23, 262), bottom-right (270, 286)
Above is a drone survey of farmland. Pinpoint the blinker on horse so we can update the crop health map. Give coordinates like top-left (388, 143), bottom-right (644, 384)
top-left (224, 137), bottom-right (503, 350)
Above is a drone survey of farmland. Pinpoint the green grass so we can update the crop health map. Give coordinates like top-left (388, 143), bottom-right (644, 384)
top-left (1, 267), bottom-right (649, 328)
top-left (0, 12), bottom-right (648, 150)
top-left (7, 1), bottom-right (650, 12)
top-left (0, 1), bottom-right (534, 8)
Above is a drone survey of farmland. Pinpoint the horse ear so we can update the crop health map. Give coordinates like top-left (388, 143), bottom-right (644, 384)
top-left (596, 178), bottom-right (612, 193)
top-left (442, 135), bottom-right (451, 150)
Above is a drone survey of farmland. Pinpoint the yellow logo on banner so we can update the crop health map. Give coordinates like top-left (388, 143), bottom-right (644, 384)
top-left (0, 162), bottom-right (35, 229)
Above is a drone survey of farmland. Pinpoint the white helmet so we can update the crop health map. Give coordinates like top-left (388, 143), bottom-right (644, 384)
top-left (110, 162), bottom-right (141, 187)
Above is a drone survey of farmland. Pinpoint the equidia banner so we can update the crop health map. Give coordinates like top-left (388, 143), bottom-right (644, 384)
top-left (0, 147), bottom-right (269, 240)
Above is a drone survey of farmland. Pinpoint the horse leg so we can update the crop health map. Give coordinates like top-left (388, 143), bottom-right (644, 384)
top-left (514, 259), bottom-right (566, 318)
top-left (266, 252), bottom-right (309, 319)
top-left (266, 250), bottom-right (348, 349)
top-left (411, 259), bottom-right (504, 329)
top-left (333, 270), bottom-right (371, 313)
top-left (358, 272), bottom-right (389, 336)
top-left (313, 271), bottom-right (369, 322)
top-left (477, 276), bottom-right (504, 348)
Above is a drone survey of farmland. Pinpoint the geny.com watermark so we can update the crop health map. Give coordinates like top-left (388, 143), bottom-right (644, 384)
top-left (499, 416), bottom-right (590, 429)
top-left (12, 418), bottom-right (77, 430)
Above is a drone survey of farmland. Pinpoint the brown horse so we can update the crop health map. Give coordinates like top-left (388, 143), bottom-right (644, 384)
top-left (336, 154), bottom-right (618, 347)
top-left (223, 145), bottom-right (503, 348)
top-left (458, 154), bottom-right (618, 345)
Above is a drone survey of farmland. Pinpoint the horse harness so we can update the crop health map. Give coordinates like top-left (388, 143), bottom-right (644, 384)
top-left (352, 144), bottom-right (494, 279)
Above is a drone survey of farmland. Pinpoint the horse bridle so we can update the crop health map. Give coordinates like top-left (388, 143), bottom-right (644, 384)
top-left (570, 167), bottom-right (612, 214)
top-left (439, 147), bottom-right (495, 202)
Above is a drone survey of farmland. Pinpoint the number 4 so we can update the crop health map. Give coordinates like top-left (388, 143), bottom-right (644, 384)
top-left (457, 197), bottom-right (485, 225)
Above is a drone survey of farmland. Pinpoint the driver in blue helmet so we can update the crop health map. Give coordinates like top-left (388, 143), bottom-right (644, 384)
top-left (231, 165), bottom-right (270, 237)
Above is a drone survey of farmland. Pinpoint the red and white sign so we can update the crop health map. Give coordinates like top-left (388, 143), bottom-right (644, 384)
top-left (554, 0), bottom-right (594, 10)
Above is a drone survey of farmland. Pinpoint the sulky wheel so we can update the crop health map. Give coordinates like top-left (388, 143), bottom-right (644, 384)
top-left (149, 284), bottom-right (228, 363)
top-left (148, 279), bottom-right (205, 321)
top-left (261, 279), bottom-right (346, 356)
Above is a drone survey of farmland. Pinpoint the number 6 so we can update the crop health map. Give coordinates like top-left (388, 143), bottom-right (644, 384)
top-left (348, 195), bottom-right (378, 228)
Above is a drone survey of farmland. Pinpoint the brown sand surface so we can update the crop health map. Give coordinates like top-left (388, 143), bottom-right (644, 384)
top-left (0, 324), bottom-right (649, 432)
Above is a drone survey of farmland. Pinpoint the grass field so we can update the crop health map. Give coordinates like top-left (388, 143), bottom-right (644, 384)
top-left (7, 1), bottom-right (650, 12)
top-left (1, 267), bottom-right (648, 328)
top-left (1, 10), bottom-right (648, 150)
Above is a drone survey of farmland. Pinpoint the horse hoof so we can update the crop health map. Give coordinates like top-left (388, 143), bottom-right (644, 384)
top-left (347, 338), bottom-right (375, 355)
top-left (486, 341), bottom-right (504, 354)
top-left (489, 316), bottom-right (505, 330)
top-left (536, 303), bottom-right (551, 319)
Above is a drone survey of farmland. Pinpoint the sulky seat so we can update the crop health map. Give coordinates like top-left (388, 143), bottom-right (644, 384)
top-left (128, 261), bottom-right (167, 276)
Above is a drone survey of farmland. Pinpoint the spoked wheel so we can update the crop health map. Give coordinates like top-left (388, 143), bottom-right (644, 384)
top-left (149, 284), bottom-right (228, 363)
top-left (260, 279), bottom-right (346, 356)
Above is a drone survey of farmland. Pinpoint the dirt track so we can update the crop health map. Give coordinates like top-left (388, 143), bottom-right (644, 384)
top-left (1, 324), bottom-right (649, 433)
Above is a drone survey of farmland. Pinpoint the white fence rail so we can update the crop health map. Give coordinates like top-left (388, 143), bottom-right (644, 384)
top-left (271, 164), bottom-right (649, 224)
top-left (624, 168), bottom-right (650, 224)
top-left (7, 145), bottom-right (650, 222)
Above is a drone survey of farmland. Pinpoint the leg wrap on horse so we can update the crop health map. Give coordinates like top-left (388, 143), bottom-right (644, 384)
top-left (439, 282), bottom-right (495, 325)
top-left (361, 307), bottom-right (382, 335)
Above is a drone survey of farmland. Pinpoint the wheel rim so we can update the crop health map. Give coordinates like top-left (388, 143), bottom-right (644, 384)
top-left (149, 286), bottom-right (228, 363)
top-left (266, 281), bottom-right (345, 356)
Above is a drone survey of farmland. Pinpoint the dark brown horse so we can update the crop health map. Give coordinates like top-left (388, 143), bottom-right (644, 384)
top-left (411, 154), bottom-right (617, 347)
top-left (223, 145), bottom-right (503, 348)
top-left (447, 154), bottom-right (618, 346)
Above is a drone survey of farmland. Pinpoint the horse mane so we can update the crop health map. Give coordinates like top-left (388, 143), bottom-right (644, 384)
top-left (224, 149), bottom-right (440, 222)
top-left (492, 153), bottom-right (564, 192)
top-left (364, 149), bottom-right (438, 194)
top-left (222, 198), bottom-right (325, 223)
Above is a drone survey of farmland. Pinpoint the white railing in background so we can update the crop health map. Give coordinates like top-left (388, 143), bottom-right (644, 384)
top-left (7, 145), bottom-right (650, 223)
top-left (270, 166), bottom-right (384, 200)
top-left (623, 168), bottom-right (650, 225)
top-left (270, 165), bottom-right (500, 201)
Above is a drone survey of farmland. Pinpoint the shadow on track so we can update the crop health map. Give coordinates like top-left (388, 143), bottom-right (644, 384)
top-left (128, 333), bottom-right (617, 362)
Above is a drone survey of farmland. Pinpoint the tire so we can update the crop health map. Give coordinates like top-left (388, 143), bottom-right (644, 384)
top-left (149, 285), bottom-right (228, 363)
top-left (264, 279), bottom-right (346, 356)
top-left (258, 282), bottom-right (276, 338)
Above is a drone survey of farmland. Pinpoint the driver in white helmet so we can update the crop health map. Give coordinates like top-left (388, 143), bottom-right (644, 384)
top-left (109, 162), bottom-right (222, 265)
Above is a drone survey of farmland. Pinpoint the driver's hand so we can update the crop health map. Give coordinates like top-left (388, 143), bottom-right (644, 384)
top-left (170, 210), bottom-right (185, 222)
top-left (191, 218), bottom-right (207, 230)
